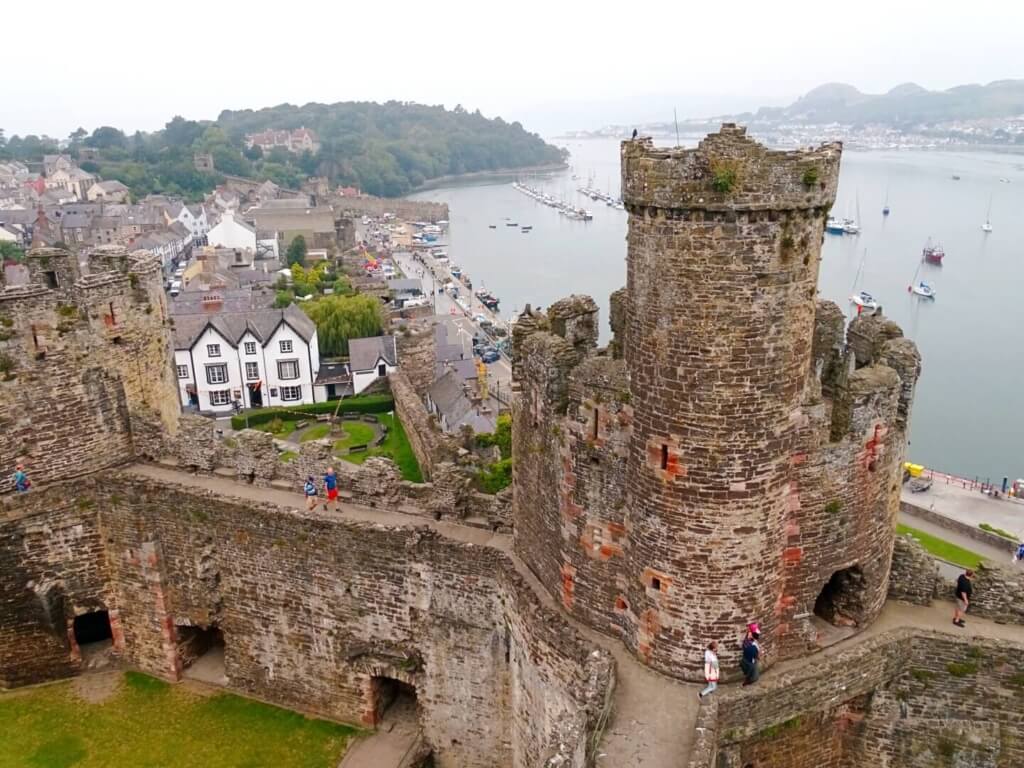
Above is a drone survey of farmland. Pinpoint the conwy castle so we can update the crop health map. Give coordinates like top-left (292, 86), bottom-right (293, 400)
top-left (2, 126), bottom-right (1023, 767)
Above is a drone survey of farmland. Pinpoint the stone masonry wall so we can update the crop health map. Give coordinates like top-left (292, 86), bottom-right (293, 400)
top-left (0, 247), bottom-right (180, 487)
top-left (888, 534), bottom-right (940, 605)
top-left (390, 368), bottom-right (457, 480)
top-left (697, 629), bottom-right (1024, 768)
top-left (0, 474), bottom-right (612, 768)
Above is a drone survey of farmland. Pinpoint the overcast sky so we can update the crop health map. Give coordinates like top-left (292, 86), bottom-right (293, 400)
top-left (2, 0), bottom-right (1022, 139)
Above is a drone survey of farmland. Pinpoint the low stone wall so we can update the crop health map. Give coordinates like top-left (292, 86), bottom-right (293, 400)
top-left (390, 369), bottom-right (457, 480)
top-left (901, 500), bottom-right (1017, 554)
top-left (690, 629), bottom-right (1024, 768)
top-left (954, 560), bottom-right (1024, 625)
top-left (888, 535), bottom-right (940, 605)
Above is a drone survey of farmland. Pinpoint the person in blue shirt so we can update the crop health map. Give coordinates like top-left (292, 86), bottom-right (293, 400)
top-left (13, 464), bottom-right (29, 493)
top-left (1015, 542), bottom-right (1024, 564)
top-left (303, 476), bottom-right (318, 510)
top-left (323, 467), bottom-right (339, 511)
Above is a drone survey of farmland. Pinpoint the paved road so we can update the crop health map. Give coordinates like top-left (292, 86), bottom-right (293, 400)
top-left (899, 508), bottom-right (1015, 579)
top-left (902, 478), bottom-right (1024, 540)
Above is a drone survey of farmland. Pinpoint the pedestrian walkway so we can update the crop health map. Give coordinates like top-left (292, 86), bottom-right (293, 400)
top-left (124, 463), bottom-right (1024, 768)
top-left (899, 508), bottom-right (1013, 579)
top-left (903, 481), bottom-right (1024, 540)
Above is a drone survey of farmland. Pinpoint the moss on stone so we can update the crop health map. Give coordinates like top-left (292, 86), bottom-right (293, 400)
top-left (946, 661), bottom-right (978, 677)
top-left (802, 167), bottom-right (820, 186)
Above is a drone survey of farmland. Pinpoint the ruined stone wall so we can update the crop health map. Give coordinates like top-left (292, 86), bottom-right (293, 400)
top-left (1, 475), bottom-right (611, 768)
top-left (692, 630), bottom-right (1024, 768)
top-left (0, 489), bottom-right (116, 687)
top-left (395, 325), bottom-right (437, 397)
top-left (0, 247), bottom-right (180, 487)
top-left (888, 535), bottom-right (940, 605)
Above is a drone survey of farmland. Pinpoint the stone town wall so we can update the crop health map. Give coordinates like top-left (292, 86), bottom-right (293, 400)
top-left (0, 247), bottom-right (180, 487)
top-left (334, 195), bottom-right (449, 223)
top-left (512, 126), bottom-right (921, 682)
top-left (395, 324), bottom-right (438, 397)
top-left (900, 500), bottom-right (1018, 555)
top-left (0, 475), bottom-right (612, 768)
top-left (390, 368), bottom-right (457, 480)
top-left (690, 630), bottom-right (1024, 768)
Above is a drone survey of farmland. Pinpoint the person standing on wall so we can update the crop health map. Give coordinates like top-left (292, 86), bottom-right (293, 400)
top-left (304, 475), bottom-right (318, 511)
top-left (953, 569), bottom-right (973, 627)
top-left (1014, 542), bottom-right (1024, 564)
top-left (323, 467), bottom-right (339, 511)
top-left (699, 641), bottom-right (720, 699)
top-left (740, 623), bottom-right (762, 686)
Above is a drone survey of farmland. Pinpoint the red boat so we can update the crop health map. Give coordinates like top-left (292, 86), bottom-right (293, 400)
top-left (922, 239), bottom-right (944, 265)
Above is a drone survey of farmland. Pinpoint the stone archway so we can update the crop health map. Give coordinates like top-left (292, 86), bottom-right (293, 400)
top-left (814, 565), bottom-right (867, 627)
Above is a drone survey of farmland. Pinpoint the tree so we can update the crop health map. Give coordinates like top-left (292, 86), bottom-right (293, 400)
top-left (68, 127), bottom-right (88, 144)
top-left (85, 126), bottom-right (127, 149)
top-left (0, 242), bottom-right (25, 263)
top-left (302, 294), bottom-right (383, 356)
top-left (286, 235), bottom-right (307, 266)
top-left (243, 144), bottom-right (263, 161)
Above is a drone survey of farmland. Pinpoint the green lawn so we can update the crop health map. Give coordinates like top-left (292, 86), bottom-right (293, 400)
top-left (332, 422), bottom-right (376, 452)
top-left (341, 413), bottom-right (423, 483)
top-left (897, 524), bottom-right (987, 569)
top-left (252, 417), bottom-right (297, 439)
top-left (0, 671), bottom-right (357, 768)
top-left (298, 424), bottom-right (332, 443)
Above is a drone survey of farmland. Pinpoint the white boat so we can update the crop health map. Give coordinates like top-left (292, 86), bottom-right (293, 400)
top-left (981, 193), bottom-right (993, 233)
top-left (911, 282), bottom-right (936, 299)
top-left (849, 291), bottom-right (879, 310)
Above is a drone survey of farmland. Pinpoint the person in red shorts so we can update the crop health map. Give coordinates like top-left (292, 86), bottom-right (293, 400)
top-left (323, 467), bottom-right (339, 511)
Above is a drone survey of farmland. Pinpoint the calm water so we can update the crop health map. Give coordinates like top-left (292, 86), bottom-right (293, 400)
top-left (410, 139), bottom-right (1024, 482)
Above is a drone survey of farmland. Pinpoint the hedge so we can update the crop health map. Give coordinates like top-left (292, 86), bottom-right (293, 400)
top-left (231, 394), bottom-right (395, 430)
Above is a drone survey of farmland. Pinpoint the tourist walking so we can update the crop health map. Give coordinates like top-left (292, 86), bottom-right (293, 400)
top-left (699, 641), bottom-right (720, 699)
top-left (304, 475), bottom-right (318, 511)
top-left (323, 467), bottom-right (339, 511)
top-left (12, 463), bottom-right (30, 493)
top-left (953, 569), bottom-right (973, 627)
top-left (1014, 542), bottom-right (1024, 564)
top-left (740, 623), bottom-right (761, 686)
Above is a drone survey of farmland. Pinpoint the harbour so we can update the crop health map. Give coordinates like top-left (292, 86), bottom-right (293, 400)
top-left (410, 138), bottom-right (1024, 483)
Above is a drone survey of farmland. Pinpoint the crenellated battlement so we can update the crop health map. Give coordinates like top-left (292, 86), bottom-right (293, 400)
top-left (0, 246), bottom-right (180, 486)
top-left (622, 124), bottom-right (842, 212)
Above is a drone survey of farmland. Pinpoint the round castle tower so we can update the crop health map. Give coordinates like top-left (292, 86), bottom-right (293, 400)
top-left (618, 126), bottom-right (843, 674)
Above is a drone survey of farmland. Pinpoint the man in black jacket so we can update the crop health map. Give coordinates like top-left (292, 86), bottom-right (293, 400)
top-left (953, 569), bottom-right (974, 627)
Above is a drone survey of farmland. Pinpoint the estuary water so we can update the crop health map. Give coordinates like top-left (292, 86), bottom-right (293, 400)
top-left (410, 139), bottom-right (1024, 483)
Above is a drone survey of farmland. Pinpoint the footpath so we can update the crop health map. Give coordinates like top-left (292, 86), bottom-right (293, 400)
top-left (126, 464), bottom-right (1024, 768)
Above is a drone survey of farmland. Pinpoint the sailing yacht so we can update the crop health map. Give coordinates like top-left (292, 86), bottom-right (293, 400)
top-left (981, 194), bottom-right (993, 233)
top-left (882, 186), bottom-right (890, 216)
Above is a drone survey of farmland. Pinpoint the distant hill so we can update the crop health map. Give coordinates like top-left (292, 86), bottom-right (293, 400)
top-left (754, 79), bottom-right (1024, 125)
top-left (215, 101), bottom-right (566, 196)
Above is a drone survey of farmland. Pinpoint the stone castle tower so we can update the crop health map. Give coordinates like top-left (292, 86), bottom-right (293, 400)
top-left (513, 125), bottom-right (921, 679)
top-left (0, 245), bottom-right (181, 484)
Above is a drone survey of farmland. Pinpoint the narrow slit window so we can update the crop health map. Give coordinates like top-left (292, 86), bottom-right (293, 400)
top-left (660, 444), bottom-right (669, 470)
top-left (592, 408), bottom-right (600, 440)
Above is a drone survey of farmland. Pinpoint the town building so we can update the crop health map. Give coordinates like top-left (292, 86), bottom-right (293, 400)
top-left (244, 126), bottom-right (320, 154)
top-left (172, 303), bottom-right (320, 412)
top-left (348, 335), bottom-right (398, 395)
top-left (86, 180), bottom-right (130, 203)
top-left (45, 166), bottom-right (96, 200)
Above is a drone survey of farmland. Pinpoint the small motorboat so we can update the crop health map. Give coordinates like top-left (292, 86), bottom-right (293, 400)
top-left (910, 281), bottom-right (936, 299)
top-left (521, 225), bottom-right (533, 231)
top-left (922, 239), bottom-right (944, 265)
top-left (882, 205), bottom-right (890, 216)
top-left (825, 216), bottom-right (846, 234)
top-left (981, 221), bottom-right (993, 233)
top-left (850, 291), bottom-right (879, 311)
top-left (505, 222), bottom-right (518, 227)
top-left (488, 225), bottom-right (497, 229)
top-left (952, 175), bottom-right (961, 180)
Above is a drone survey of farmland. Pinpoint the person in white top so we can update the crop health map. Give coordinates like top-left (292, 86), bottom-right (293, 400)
top-left (699, 641), bottom-right (720, 699)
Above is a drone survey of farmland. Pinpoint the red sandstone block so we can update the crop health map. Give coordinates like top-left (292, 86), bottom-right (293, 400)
top-left (782, 546), bottom-right (803, 565)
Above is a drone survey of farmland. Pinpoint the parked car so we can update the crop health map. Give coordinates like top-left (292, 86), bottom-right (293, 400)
top-left (481, 349), bottom-right (501, 363)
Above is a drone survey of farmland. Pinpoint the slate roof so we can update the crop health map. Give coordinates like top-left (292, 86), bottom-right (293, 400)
top-left (171, 303), bottom-right (316, 350)
top-left (387, 278), bottom-right (422, 293)
top-left (348, 335), bottom-right (398, 373)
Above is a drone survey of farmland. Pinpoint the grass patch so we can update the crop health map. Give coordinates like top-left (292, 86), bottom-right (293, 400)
top-left (896, 524), bottom-right (985, 569)
top-left (341, 412), bottom-right (422, 482)
top-left (332, 422), bottom-right (375, 452)
top-left (279, 450), bottom-right (298, 463)
top-left (299, 424), bottom-right (332, 443)
top-left (230, 394), bottom-right (395, 430)
top-left (0, 671), bottom-right (358, 767)
top-left (979, 523), bottom-right (1017, 540)
top-left (253, 416), bottom-right (297, 439)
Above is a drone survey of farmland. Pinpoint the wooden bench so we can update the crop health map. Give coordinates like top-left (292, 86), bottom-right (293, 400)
top-left (348, 444), bottom-right (368, 453)
top-left (360, 414), bottom-right (379, 423)
top-left (295, 420), bottom-right (309, 429)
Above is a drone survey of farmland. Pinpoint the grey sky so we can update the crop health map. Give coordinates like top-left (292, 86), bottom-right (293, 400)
top-left (2, 0), bottom-right (1021, 138)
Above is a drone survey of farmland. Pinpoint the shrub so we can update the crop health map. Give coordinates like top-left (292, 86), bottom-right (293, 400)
top-left (946, 661), bottom-right (977, 677)
top-left (711, 161), bottom-right (739, 194)
top-left (475, 458), bottom-right (512, 494)
top-left (802, 167), bottom-right (820, 186)
top-left (979, 523), bottom-right (1016, 540)
top-left (825, 500), bottom-right (842, 515)
top-left (230, 394), bottom-right (395, 429)
top-left (474, 414), bottom-right (512, 459)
